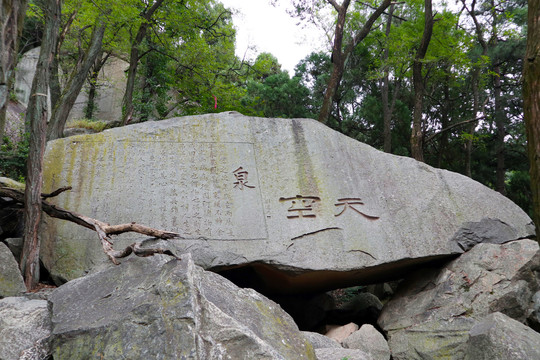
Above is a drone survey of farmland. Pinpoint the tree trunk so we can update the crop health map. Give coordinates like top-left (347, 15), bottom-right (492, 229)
top-left (437, 71), bottom-right (450, 168)
top-left (493, 62), bottom-right (506, 195)
top-left (120, 0), bottom-right (165, 126)
top-left (466, 67), bottom-right (481, 178)
top-left (318, 0), bottom-right (391, 125)
top-left (0, 0), bottom-right (29, 141)
top-left (85, 50), bottom-right (109, 119)
top-left (463, 0), bottom-right (488, 178)
top-left (20, 0), bottom-right (60, 291)
top-left (410, 0), bottom-right (434, 162)
top-left (523, 0), bottom-right (540, 240)
top-left (381, 4), bottom-right (395, 153)
top-left (47, 17), bottom-right (106, 140)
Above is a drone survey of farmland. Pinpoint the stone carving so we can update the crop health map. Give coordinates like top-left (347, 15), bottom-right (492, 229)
top-left (233, 166), bottom-right (255, 189)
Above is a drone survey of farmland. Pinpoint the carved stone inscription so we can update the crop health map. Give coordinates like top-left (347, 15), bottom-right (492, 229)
top-left (72, 141), bottom-right (267, 240)
top-left (279, 195), bottom-right (379, 220)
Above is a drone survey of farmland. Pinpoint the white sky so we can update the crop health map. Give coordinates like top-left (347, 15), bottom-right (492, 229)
top-left (220, 0), bottom-right (327, 75)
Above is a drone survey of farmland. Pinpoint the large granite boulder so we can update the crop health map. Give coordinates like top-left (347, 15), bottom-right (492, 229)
top-left (49, 253), bottom-right (315, 359)
top-left (41, 112), bottom-right (534, 291)
top-left (378, 239), bottom-right (540, 359)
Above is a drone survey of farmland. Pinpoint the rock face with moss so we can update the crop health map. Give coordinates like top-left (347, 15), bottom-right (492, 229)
top-left (49, 253), bottom-right (315, 360)
top-left (41, 112), bottom-right (534, 291)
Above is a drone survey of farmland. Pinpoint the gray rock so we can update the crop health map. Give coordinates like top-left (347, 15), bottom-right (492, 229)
top-left (315, 348), bottom-right (373, 360)
top-left (4, 237), bottom-right (23, 261)
top-left (49, 253), bottom-right (316, 360)
top-left (41, 113), bottom-right (534, 290)
top-left (342, 324), bottom-right (390, 360)
top-left (379, 240), bottom-right (540, 359)
top-left (384, 317), bottom-right (476, 360)
top-left (302, 331), bottom-right (341, 349)
top-left (0, 242), bottom-right (26, 297)
top-left (330, 292), bottom-right (383, 326)
top-left (0, 297), bottom-right (52, 360)
top-left (465, 312), bottom-right (540, 360)
top-left (449, 217), bottom-right (527, 252)
top-left (528, 290), bottom-right (540, 331)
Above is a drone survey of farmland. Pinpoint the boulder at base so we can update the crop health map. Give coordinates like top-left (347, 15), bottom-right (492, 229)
top-left (378, 240), bottom-right (540, 360)
top-left (49, 253), bottom-right (315, 360)
top-left (464, 312), bottom-right (540, 360)
top-left (41, 112), bottom-right (534, 291)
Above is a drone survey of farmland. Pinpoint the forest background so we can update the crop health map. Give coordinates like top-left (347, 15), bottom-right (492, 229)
top-left (0, 0), bottom-right (538, 288)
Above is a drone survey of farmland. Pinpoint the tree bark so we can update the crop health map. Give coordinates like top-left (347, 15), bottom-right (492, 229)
top-left (381, 4), bottom-right (400, 153)
top-left (410, 0), bottom-right (434, 162)
top-left (85, 51), bottom-right (109, 119)
top-left (21, 0), bottom-right (60, 290)
top-left (46, 17), bottom-right (107, 140)
top-left (318, 0), bottom-right (391, 125)
top-left (523, 0), bottom-right (540, 240)
top-left (120, 0), bottom-right (165, 126)
top-left (0, 0), bottom-right (29, 141)
top-left (493, 62), bottom-right (506, 195)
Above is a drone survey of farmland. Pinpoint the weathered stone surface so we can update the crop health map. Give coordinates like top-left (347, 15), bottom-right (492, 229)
top-left (379, 240), bottom-right (540, 359)
top-left (342, 324), bottom-right (390, 360)
top-left (4, 237), bottom-right (23, 262)
top-left (329, 292), bottom-right (383, 326)
top-left (384, 317), bottom-right (476, 360)
top-left (0, 242), bottom-right (26, 297)
top-left (325, 322), bottom-right (359, 343)
top-left (49, 253), bottom-right (315, 360)
top-left (0, 297), bottom-right (52, 360)
top-left (41, 112), bottom-right (534, 290)
top-left (315, 348), bottom-right (373, 360)
top-left (302, 331), bottom-right (341, 349)
top-left (528, 290), bottom-right (540, 331)
top-left (465, 312), bottom-right (540, 360)
top-left (449, 217), bottom-right (525, 252)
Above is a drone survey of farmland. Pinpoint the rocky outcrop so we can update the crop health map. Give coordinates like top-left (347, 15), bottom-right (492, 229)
top-left (49, 253), bottom-right (316, 360)
top-left (378, 239), bottom-right (540, 359)
top-left (40, 112), bottom-right (534, 292)
top-left (0, 297), bottom-right (51, 360)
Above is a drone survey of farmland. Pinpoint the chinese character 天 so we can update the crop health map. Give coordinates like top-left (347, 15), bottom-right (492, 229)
top-left (335, 198), bottom-right (379, 220)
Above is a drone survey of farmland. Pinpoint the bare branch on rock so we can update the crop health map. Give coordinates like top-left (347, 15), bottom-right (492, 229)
top-left (0, 186), bottom-right (181, 264)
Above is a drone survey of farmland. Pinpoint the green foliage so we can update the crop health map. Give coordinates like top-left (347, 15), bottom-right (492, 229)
top-left (0, 135), bottom-right (29, 181)
top-left (506, 170), bottom-right (533, 217)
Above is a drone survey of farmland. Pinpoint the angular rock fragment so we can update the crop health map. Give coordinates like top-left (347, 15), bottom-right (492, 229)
top-left (0, 242), bottom-right (26, 297)
top-left (465, 312), bottom-right (540, 360)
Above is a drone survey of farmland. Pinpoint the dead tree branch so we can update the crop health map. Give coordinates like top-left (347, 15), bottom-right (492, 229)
top-left (0, 186), bottom-right (180, 264)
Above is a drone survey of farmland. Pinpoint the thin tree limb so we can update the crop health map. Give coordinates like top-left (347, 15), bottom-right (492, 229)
top-left (0, 186), bottom-right (181, 264)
